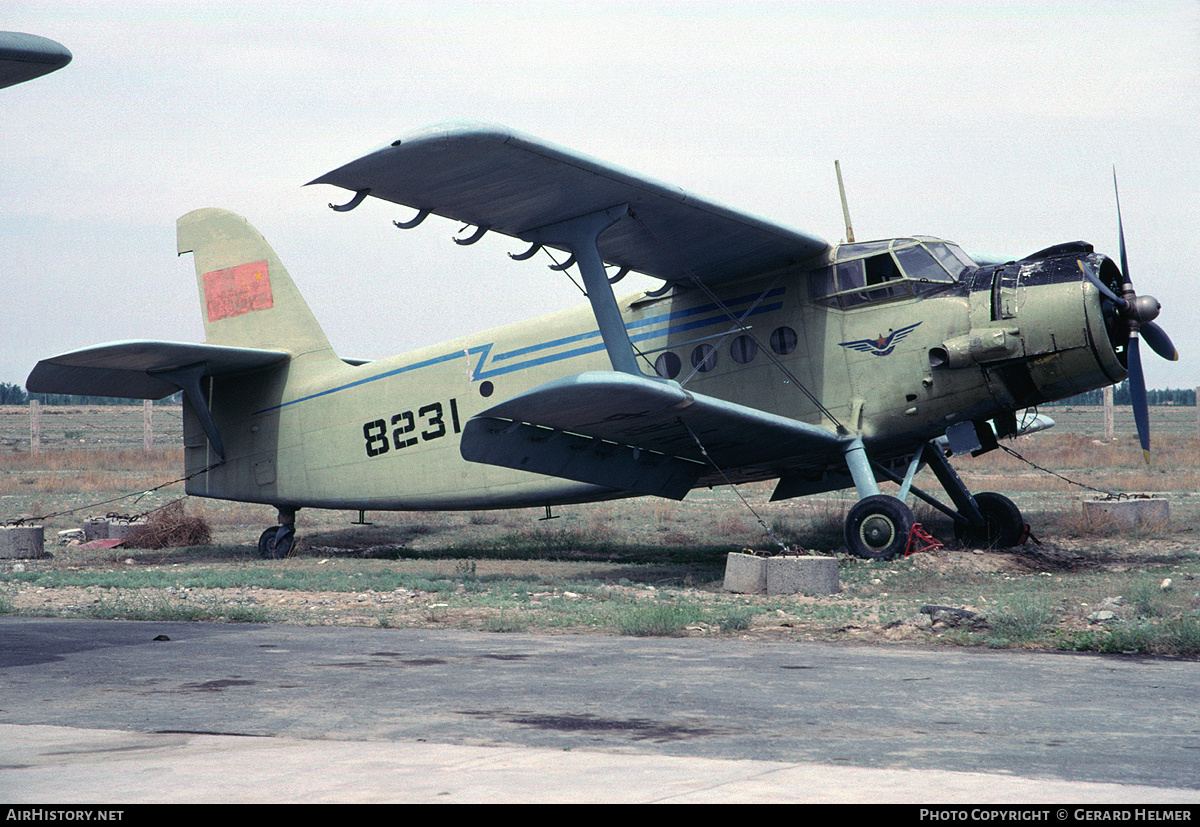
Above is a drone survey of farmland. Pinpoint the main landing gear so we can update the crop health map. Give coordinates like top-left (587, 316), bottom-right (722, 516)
top-left (258, 507), bottom-right (297, 559)
top-left (952, 491), bottom-right (1024, 549)
top-left (845, 494), bottom-right (915, 560)
top-left (840, 436), bottom-right (1025, 560)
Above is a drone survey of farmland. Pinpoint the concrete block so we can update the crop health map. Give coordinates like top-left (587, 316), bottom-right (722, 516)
top-left (766, 555), bottom-right (839, 595)
top-left (105, 518), bottom-right (146, 541)
top-left (1083, 495), bottom-right (1169, 529)
top-left (0, 525), bottom-right (46, 559)
top-left (83, 517), bottom-right (146, 542)
top-left (723, 552), bottom-right (840, 595)
top-left (723, 552), bottom-right (767, 593)
top-left (83, 518), bottom-right (109, 541)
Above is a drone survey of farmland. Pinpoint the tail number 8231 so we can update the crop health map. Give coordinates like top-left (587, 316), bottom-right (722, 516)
top-left (362, 399), bottom-right (461, 457)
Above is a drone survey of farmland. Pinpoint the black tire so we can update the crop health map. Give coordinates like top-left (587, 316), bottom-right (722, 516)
top-left (258, 525), bottom-right (295, 559)
top-left (845, 495), bottom-right (915, 560)
top-left (955, 491), bottom-right (1023, 548)
top-left (257, 526), bottom-right (279, 558)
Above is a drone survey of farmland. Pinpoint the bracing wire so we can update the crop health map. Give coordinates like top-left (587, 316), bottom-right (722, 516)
top-left (4, 460), bottom-right (224, 527)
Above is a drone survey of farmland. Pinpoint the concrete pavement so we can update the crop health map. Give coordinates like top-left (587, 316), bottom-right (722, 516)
top-left (2, 618), bottom-right (1198, 804)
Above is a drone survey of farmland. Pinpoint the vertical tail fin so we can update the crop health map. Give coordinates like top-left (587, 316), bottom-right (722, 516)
top-left (177, 208), bottom-right (340, 365)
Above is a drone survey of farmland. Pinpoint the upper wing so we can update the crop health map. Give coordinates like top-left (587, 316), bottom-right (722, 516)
top-left (460, 371), bottom-right (842, 499)
top-left (27, 340), bottom-right (289, 400)
top-left (0, 32), bottom-right (71, 90)
top-left (308, 123), bottom-right (829, 286)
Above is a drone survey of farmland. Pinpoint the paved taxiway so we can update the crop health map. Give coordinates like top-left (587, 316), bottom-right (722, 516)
top-left (1, 617), bottom-right (1197, 803)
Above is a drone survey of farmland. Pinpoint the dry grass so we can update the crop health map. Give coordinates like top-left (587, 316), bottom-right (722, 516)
top-left (963, 431), bottom-right (1200, 475)
top-left (0, 447), bottom-right (182, 495)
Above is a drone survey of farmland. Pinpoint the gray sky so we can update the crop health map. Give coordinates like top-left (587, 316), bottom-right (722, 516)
top-left (4, 1), bottom-right (1198, 390)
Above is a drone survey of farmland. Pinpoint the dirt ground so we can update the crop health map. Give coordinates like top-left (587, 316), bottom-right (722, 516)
top-left (7, 500), bottom-right (1198, 648)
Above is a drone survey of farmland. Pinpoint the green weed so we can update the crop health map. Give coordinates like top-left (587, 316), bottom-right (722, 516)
top-left (616, 603), bottom-right (702, 636)
top-left (483, 611), bottom-right (530, 633)
top-left (1059, 616), bottom-right (1200, 657)
top-left (716, 607), bottom-right (755, 632)
top-left (216, 602), bottom-right (273, 623)
top-left (612, 601), bottom-right (758, 636)
top-left (988, 595), bottom-right (1059, 645)
top-left (86, 596), bottom-right (211, 622)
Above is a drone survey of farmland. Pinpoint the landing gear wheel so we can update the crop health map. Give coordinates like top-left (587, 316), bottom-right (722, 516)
top-left (258, 525), bottom-right (295, 559)
top-left (954, 492), bottom-right (1023, 549)
top-left (845, 495), bottom-right (915, 560)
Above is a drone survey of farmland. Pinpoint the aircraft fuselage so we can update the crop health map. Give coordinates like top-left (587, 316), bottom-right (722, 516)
top-left (183, 236), bottom-right (1124, 512)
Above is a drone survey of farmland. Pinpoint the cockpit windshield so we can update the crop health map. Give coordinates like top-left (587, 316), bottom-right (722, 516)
top-left (812, 237), bottom-right (975, 309)
top-left (918, 237), bottom-right (976, 280)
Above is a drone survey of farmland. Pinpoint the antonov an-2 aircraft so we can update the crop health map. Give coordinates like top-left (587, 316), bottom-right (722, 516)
top-left (28, 124), bottom-right (1176, 560)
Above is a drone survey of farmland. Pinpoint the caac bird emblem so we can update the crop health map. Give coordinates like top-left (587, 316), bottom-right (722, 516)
top-left (839, 322), bottom-right (922, 356)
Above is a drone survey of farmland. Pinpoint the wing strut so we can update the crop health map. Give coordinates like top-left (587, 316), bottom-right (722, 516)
top-left (151, 363), bottom-right (226, 460)
top-left (840, 434), bottom-right (881, 499)
top-left (522, 204), bottom-right (642, 376)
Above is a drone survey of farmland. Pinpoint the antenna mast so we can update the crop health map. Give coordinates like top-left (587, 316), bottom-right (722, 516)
top-left (835, 160), bottom-right (855, 243)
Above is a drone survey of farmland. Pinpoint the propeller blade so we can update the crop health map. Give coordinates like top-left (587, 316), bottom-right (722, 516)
top-left (1078, 260), bottom-right (1127, 308)
top-left (1114, 168), bottom-right (1131, 283)
top-left (1141, 320), bottom-right (1179, 362)
top-left (1126, 334), bottom-right (1151, 463)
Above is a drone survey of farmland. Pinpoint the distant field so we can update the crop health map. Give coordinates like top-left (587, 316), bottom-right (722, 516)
top-left (0, 405), bottom-right (184, 451)
top-left (1044, 404), bottom-right (1199, 439)
top-left (1, 402), bottom-right (1196, 533)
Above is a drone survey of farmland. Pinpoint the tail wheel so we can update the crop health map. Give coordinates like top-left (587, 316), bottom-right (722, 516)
top-left (845, 495), bottom-right (915, 560)
top-left (258, 525), bottom-right (295, 559)
top-left (954, 492), bottom-right (1023, 549)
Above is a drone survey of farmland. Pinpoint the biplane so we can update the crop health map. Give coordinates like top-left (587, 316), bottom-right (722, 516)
top-left (28, 124), bottom-right (1175, 559)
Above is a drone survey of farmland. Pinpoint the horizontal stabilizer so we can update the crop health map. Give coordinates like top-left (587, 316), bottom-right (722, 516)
top-left (310, 123), bottom-right (829, 286)
top-left (460, 372), bottom-right (841, 498)
top-left (27, 340), bottom-right (288, 399)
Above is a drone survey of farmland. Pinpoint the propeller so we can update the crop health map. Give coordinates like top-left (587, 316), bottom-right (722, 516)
top-left (1077, 170), bottom-right (1178, 463)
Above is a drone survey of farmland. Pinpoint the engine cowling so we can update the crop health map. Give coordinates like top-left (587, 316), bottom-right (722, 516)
top-left (940, 243), bottom-right (1127, 409)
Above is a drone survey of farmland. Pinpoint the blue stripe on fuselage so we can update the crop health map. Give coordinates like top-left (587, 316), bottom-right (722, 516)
top-left (253, 287), bottom-right (785, 415)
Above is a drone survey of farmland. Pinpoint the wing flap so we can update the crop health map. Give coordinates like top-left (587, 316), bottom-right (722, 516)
top-left (27, 340), bottom-right (289, 399)
top-left (459, 372), bottom-right (841, 497)
top-left (462, 418), bottom-right (704, 500)
top-left (309, 123), bottom-right (829, 285)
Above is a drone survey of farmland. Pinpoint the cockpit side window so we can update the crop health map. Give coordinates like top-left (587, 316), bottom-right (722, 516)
top-left (837, 259), bottom-right (865, 291)
top-left (864, 252), bottom-right (901, 285)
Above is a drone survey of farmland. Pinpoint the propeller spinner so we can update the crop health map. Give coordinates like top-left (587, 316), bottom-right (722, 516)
top-left (1077, 171), bottom-right (1178, 463)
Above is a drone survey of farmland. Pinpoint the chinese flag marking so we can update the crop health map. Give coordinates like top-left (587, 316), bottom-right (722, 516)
top-left (203, 260), bottom-right (274, 321)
